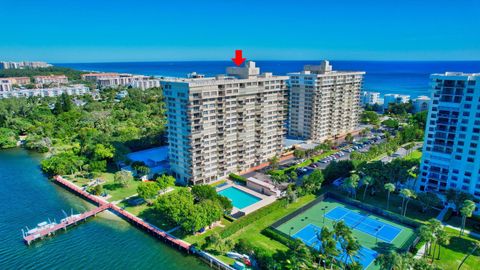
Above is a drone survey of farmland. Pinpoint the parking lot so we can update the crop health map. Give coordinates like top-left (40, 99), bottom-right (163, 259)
top-left (295, 135), bottom-right (386, 178)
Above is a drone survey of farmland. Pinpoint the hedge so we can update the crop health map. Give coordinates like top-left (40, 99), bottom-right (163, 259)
top-left (219, 199), bottom-right (288, 238)
top-left (261, 227), bottom-right (297, 247)
top-left (228, 173), bottom-right (247, 184)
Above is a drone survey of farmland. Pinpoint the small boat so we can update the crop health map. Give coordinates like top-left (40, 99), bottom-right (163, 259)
top-left (61, 214), bottom-right (81, 223)
top-left (26, 221), bottom-right (57, 235)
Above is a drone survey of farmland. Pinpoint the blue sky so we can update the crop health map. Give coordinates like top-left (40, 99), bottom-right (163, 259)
top-left (1, 0), bottom-right (479, 62)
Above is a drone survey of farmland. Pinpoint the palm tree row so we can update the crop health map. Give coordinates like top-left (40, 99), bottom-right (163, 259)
top-left (419, 219), bottom-right (450, 262)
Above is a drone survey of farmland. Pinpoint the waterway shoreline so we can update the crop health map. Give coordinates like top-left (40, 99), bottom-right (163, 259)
top-left (0, 148), bottom-right (211, 270)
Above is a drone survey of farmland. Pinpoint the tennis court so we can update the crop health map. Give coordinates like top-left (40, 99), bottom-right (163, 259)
top-left (293, 223), bottom-right (377, 269)
top-left (325, 206), bottom-right (402, 243)
top-left (275, 198), bottom-right (417, 270)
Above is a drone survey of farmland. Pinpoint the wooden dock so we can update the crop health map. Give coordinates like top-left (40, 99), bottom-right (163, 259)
top-left (23, 176), bottom-right (192, 252)
top-left (23, 203), bottom-right (110, 245)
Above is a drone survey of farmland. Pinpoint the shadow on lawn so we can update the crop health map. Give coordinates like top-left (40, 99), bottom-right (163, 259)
top-left (137, 207), bottom-right (177, 231)
top-left (447, 235), bottom-right (480, 255)
top-left (104, 182), bottom-right (123, 190)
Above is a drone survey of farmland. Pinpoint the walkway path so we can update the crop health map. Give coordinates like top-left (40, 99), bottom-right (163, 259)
top-left (414, 243), bottom-right (427, 259)
top-left (444, 224), bottom-right (480, 239)
top-left (436, 207), bottom-right (449, 221)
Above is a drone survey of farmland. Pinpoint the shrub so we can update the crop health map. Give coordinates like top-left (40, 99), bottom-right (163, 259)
top-left (262, 227), bottom-right (297, 247)
top-left (220, 199), bottom-right (288, 238)
top-left (228, 173), bottom-right (247, 184)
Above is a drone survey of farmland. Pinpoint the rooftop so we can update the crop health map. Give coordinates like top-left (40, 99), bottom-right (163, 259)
top-left (160, 61), bottom-right (288, 86)
top-left (127, 146), bottom-right (169, 164)
top-left (288, 60), bottom-right (366, 76)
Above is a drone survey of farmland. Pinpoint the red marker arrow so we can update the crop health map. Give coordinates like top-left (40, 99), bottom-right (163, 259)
top-left (231, 50), bottom-right (246, 66)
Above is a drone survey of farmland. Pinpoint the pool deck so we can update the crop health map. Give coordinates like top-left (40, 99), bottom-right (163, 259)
top-left (217, 181), bottom-right (277, 217)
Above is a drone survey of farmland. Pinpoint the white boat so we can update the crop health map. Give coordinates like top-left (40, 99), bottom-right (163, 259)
top-left (61, 214), bottom-right (81, 223)
top-left (26, 221), bottom-right (57, 235)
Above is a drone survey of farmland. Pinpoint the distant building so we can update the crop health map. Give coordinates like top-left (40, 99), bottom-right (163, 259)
top-left (0, 79), bottom-right (12, 92)
top-left (34, 75), bottom-right (68, 85)
top-left (161, 61), bottom-right (288, 185)
top-left (361, 91), bottom-right (381, 106)
top-left (383, 94), bottom-right (410, 109)
top-left (417, 72), bottom-right (480, 213)
top-left (81, 73), bottom-right (120, 81)
top-left (287, 60), bottom-right (365, 142)
top-left (412, 95), bottom-right (431, 113)
top-left (0, 84), bottom-right (90, 99)
top-left (2, 77), bottom-right (31, 85)
top-left (0, 61), bottom-right (52, 69)
top-left (130, 79), bottom-right (161, 90)
top-left (82, 72), bottom-right (160, 89)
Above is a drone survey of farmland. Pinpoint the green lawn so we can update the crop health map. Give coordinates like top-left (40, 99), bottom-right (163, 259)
top-left (431, 227), bottom-right (480, 270)
top-left (184, 195), bottom-right (317, 256)
top-left (67, 172), bottom-right (142, 202)
top-left (403, 149), bottom-right (422, 162)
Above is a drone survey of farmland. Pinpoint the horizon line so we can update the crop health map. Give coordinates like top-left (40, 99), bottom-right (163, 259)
top-left (49, 59), bottom-right (480, 64)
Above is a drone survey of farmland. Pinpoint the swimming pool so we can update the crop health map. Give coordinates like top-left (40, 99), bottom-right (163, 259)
top-left (218, 187), bottom-right (261, 209)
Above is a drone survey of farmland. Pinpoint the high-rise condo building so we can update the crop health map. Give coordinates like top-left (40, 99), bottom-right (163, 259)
top-left (418, 72), bottom-right (480, 211)
top-left (161, 61), bottom-right (288, 185)
top-left (287, 61), bottom-right (365, 142)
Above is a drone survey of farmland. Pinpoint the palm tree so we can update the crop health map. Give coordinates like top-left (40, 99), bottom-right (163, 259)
top-left (286, 240), bottom-right (314, 269)
top-left (343, 236), bottom-right (361, 267)
top-left (418, 225), bottom-right (434, 259)
top-left (427, 218), bottom-right (443, 262)
top-left (269, 155), bottom-right (280, 170)
top-left (435, 229), bottom-right (450, 260)
top-left (459, 200), bottom-right (476, 235)
top-left (333, 221), bottom-right (352, 240)
top-left (384, 183), bottom-right (395, 211)
top-left (361, 176), bottom-right (375, 201)
top-left (343, 174), bottom-right (360, 199)
top-left (400, 188), bottom-right (416, 216)
top-left (317, 227), bottom-right (339, 269)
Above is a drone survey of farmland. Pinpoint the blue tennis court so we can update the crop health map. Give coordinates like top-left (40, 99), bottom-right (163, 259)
top-left (293, 224), bottom-right (377, 269)
top-left (325, 206), bottom-right (402, 243)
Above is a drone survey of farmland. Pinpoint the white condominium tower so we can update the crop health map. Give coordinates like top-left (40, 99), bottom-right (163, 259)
top-left (287, 61), bottom-right (365, 142)
top-left (418, 72), bottom-right (480, 206)
top-left (161, 61), bottom-right (288, 185)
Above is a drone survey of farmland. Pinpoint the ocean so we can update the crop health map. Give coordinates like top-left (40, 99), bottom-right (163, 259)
top-left (58, 60), bottom-right (480, 98)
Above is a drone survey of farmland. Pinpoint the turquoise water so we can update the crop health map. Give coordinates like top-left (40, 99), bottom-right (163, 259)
top-left (0, 149), bottom-right (209, 270)
top-left (218, 187), bottom-right (261, 209)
